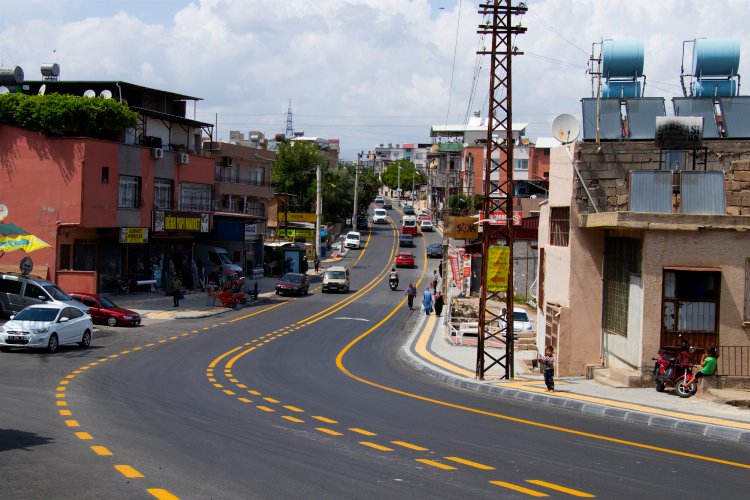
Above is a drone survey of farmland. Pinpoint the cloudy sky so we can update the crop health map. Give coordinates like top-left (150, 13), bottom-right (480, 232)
top-left (2, 0), bottom-right (749, 160)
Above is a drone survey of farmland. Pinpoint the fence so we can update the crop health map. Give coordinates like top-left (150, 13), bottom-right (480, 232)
top-left (718, 346), bottom-right (750, 377)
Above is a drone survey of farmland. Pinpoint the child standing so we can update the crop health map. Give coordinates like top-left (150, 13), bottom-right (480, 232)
top-left (538, 346), bottom-right (555, 392)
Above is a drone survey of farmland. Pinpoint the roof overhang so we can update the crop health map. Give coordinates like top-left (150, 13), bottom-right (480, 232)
top-left (579, 212), bottom-right (750, 231)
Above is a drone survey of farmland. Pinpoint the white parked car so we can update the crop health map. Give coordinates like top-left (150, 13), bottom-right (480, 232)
top-left (0, 303), bottom-right (93, 353)
top-left (344, 231), bottom-right (362, 249)
top-left (513, 307), bottom-right (533, 333)
top-left (419, 220), bottom-right (434, 232)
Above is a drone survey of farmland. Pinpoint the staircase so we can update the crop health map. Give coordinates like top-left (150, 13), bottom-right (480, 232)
top-left (515, 331), bottom-right (537, 351)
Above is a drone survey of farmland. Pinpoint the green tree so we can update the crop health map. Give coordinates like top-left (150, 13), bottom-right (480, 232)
top-left (380, 159), bottom-right (426, 195)
top-left (271, 141), bottom-right (326, 213)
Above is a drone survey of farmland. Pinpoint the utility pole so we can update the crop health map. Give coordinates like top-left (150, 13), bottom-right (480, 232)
top-left (476, 0), bottom-right (526, 381)
top-left (352, 152), bottom-right (362, 227)
top-left (397, 164), bottom-right (401, 201)
top-left (315, 161), bottom-right (322, 260)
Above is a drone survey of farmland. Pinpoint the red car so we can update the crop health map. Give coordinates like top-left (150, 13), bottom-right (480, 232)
top-left (69, 292), bottom-right (141, 327)
top-left (395, 252), bottom-right (416, 268)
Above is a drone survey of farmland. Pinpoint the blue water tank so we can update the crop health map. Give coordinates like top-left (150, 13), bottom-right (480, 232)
top-left (693, 38), bottom-right (740, 77)
top-left (695, 78), bottom-right (737, 97)
top-left (602, 40), bottom-right (644, 78)
top-left (601, 81), bottom-right (642, 98)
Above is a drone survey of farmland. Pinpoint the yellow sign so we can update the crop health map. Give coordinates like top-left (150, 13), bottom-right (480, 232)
top-left (284, 212), bottom-right (316, 223)
top-left (276, 228), bottom-right (315, 239)
top-left (443, 216), bottom-right (479, 240)
top-left (119, 228), bottom-right (149, 244)
top-left (487, 246), bottom-right (510, 292)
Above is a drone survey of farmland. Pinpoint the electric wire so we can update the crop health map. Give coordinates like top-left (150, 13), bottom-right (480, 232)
top-left (444, 0), bottom-right (464, 126)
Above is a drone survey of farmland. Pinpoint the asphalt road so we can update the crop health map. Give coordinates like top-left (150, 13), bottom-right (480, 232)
top-left (2, 218), bottom-right (749, 499)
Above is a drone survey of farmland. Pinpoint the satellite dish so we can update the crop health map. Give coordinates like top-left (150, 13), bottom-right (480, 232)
top-left (83, 89), bottom-right (96, 98)
top-left (0, 86), bottom-right (9, 95)
top-left (38, 84), bottom-right (46, 95)
top-left (552, 114), bottom-right (580, 144)
top-left (100, 89), bottom-right (112, 99)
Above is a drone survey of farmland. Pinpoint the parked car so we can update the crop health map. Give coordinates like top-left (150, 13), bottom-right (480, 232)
top-left (0, 272), bottom-right (88, 318)
top-left (356, 215), bottom-right (369, 230)
top-left (383, 200), bottom-right (393, 209)
top-left (399, 234), bottom-right (414, 247)
top-left (69, 292), bottom-right (141, 327)
top-left (513, 307), bottom-right (533, 333)
top-left (275, 273), bottom-right (309, 296)
top-left (417, 213), bottom-right (430, 222)
top-left (375, 195), bottom-right (384, 204)
top-left (344, 231), bottom-right (362, 249)
top-left (372, 208), bottom-right (388, 224)
top-left (427, 243), bottom-right (443, 258)
top-left (420, 220), bottom-right (434, 232)
top-left (395, 252), bottom-right (416, 268)
top-left (0, 303), bottom-right (93, 353)
top-left (402, 205), bottom-right (416, 215)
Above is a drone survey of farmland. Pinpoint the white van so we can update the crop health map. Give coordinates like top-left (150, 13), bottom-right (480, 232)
top-left (194, 245), bottom-right (243, 277)
top-left (322, 266), bottom-right (350, 293)
top-left (372, 209), bottom-right (388, 224)
top-left (344, 231), bottom-right (361, 249)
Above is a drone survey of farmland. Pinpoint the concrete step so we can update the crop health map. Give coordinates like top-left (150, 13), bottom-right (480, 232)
top-left (590, 367), bottom-right (638, 388)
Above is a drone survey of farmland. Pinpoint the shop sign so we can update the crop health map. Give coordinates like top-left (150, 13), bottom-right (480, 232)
top-left (120, 227), bottom-right (149, 243)
top-left (276, 228), bottom-right (315, 240)
top-left (244, 224), bottom-right (258, 241)
top-left (444, 216), bottom-right (479, 239)
top-left (152, 211), bottom-right (210, 233)
top-left (283, 212), bottom-right (316, 223)
top-left (479, 210), bottom-right (523, 226)
top-left (486, 245), bottom-right (510, 292)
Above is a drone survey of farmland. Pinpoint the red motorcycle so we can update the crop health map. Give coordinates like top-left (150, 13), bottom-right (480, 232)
top-left (653, 335), bottom-right (697, 398)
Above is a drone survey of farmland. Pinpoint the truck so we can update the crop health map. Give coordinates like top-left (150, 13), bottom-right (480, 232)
top-left (194, 245), bottom-right (244, 281)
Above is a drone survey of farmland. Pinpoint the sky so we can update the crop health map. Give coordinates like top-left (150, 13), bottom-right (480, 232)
top-left (2, 0), bottom-right (750, 160)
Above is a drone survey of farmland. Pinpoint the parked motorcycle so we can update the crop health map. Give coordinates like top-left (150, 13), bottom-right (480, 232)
top-left (653, 335), bottom-right (697, 398)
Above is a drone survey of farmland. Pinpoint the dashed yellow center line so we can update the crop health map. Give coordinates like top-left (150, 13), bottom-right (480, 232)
top-left (146, 343), bottom-right (155, 347)
top-left (283, 405), bottom-right (303, 412)
top-left (208, 378), bottom-right (217, 382)
top-left (391, 440), bottom-right (427, 451)
top-left (180, 333), bottom-right (190, 337)
top-left (222, 390), bottom-right (235, 395)
top-left (444, 456), bottom-right (494, 470)
top-left (491, 481), bottom-right (547, 496)
top-left (56, 401), bottom-right (67, 407)
top-left (350, 428), bottom-right (377, 436)
top-left (59, 410), bottom-right (72, 416)
top-left (115, 465), bottom-right (144, 478)
top-left (236, 384), bottom-right (247, 389)
top-left (359, 441), bottom-right (393, 452)
top-left (56, 386), bottom-right (66, 392)
top-left (147, 488), bottom-right (180, 500)
top-left (65, 375), bottom-right (76, 379)
top-left (237, 398), bottom-right (253, 403)
top-left (158, 340), bottom-right (167, 343)
top-left (416, 458), bottom-right (456, 470)
top-left (75, 432), bottom-right (93, 440)
top-left (108, 354), bottom-right (119, 359)
top-left (65, 420), bottom-right (79, 427)
top-left (263, 397), bottom-right (280, 404)
top-left (316, 427), bottom-right (343, 436)
top-left (213, 384), bottom-right (223, 388)
top-left (248, 390), bottom-right (261, 396)
top-left (91, 445), bottom-right (113, 456)
top-left (55, 393), bottom-right (65, 398)
top-left (257, 406), bottom-right (275, 412)
top-left (133, 346), bottom-right (143, 351)
top-left (121, 350), bottom-right (131, 354)
top-left (60, 380), bottom-right (70, 385)
top-left (312, 416), bottom-right (338, 424)
top-left (282, 416), bottom-right (304, 423)
top-left (228, 378), bottom-right (239, 383)
top-left (526, 480), bottom-right (594, 497)
top-left (169, 336), bottom-right (179, 340)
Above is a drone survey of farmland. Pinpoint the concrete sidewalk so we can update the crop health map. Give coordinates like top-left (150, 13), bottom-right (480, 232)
top-left (400, 312), bottom-right (750, 444)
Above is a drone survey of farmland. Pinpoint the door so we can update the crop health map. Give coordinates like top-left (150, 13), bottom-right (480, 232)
top-left (82, 297), bottom-right (103, 323)
top-left (22, 283), bottom-right (47, 309)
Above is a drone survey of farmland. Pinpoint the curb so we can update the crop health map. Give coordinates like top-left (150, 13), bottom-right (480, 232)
top-left (399, 315), bottom-right (750, 446)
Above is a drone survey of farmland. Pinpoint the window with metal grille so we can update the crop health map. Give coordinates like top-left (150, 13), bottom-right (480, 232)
top-left (602, 237), bottom-right (641, 336)
top-left (549, 207), bottom-right (570, 246)
top-left (154, 178), bottom-right (173, 209)
top-left (661, 269), bottom-right (720, 349)
top-left (178, 183), bottom-right (211, 211)
top-left (118, 175), bottom-right (140, 208)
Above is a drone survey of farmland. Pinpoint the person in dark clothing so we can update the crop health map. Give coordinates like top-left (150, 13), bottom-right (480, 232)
top-left (405, 283), bottom-right (416, 310)
top-left (538, 346), bottom-right (555, 392)
top-left (171, 275), bottom-right (182, 307)
top-left (433, 291), bottom-right (444, 316)
top-left (314, 255), bottom-right (320, 273)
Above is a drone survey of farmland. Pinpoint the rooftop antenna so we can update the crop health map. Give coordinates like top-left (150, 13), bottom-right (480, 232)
top-left (551, 114), bottom-right (580, 144)
top-left (285, 99), bottom-right (294, 139)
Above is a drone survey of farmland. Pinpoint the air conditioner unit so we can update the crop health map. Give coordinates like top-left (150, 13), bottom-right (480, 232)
top-left (177, 153), bottom-right (189, 165)
top-left (152, 148), bottom-right (164, 159)
top-left (222, 156), bottom-right (234, 167)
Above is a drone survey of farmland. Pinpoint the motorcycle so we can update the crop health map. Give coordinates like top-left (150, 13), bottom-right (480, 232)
top-left (653, 335), bottom-right (697, 398)
top-left (388, 276), bottom-right (399, 291)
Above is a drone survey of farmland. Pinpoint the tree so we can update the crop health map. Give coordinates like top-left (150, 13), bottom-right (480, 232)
top-left (380, 159), bottom-right (426, 195)
top-left (271, 141), bottom-right (326, 213)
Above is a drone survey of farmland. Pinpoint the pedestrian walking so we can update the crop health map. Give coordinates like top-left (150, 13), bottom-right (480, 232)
top-left (314, 255), bottom-right (320, 273)
top-left (422, 287), bottom-right (433, 315)
top-left (431, 269), bottom-right (439, 292)
top-left (405, 283), bottom-right (416, 310)
top-left (433, 291), bottom-right (444, 316)
top-left (171, 274), bottom-right (182, 307)
top-left (538, 346), bottom-right (555, 392)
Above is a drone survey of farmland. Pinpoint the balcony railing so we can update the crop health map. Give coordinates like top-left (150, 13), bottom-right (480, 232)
top-left (212, 201), bottom-right (265, 217)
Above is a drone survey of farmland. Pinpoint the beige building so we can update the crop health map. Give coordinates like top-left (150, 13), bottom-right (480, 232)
top-left (538, 141), bottom-right (750, 385)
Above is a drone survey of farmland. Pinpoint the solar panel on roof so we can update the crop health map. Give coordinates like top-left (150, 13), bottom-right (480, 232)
top-left (625, 98), bottom-right (665, 139)
top-left (672, 98), bottom-right (720, 138)
top-left (582, 98), bottom-right (623, 141)
top-left (719, 96), bottom-right (750, 138)
top-left (629, 171), bottom-right (672, 213)
top-left (681, 171), bottom-right (725, 215)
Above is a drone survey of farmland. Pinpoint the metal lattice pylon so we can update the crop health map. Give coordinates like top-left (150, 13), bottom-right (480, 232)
top-left (476, 0), bottom-right (526, 380)
top-left (285, 99), bottom-right (294, 139)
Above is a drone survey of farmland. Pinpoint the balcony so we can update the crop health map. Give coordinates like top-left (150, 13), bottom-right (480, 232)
top-left (214, 179), bottom-right (273, 199)
top-left (212, 200), bottom-right (265, 219)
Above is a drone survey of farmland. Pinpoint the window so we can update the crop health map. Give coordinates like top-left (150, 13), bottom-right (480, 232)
top-left (179, 183), bottom-right (211, 211)
top-left (514, 158), bottom-right (529, 170)
top-left (118, 175), bottom-right (141, 208)
top-left (602, 237), bottom-right (641, 336)
top-left (661, 270), bottom-right (720, 349)
top-left (59, 244), bottom-right (72, 270)
top-left (24, 284), bottom-right (44, 300)
top-left (549, 207), bottom-right (570, 247)
top-left (249, 167), bottom-right (265, 186)
top-left (245, 201), bottom-right (264, 216)
top-left (101, 166), bottom-right (109, 183)
top-left (154, 178), bottom-right (173, 209)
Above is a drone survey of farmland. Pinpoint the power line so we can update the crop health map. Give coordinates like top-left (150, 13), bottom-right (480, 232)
top-left (527, 9), bottom-right (589, 57)
top-left (445, 0), bottom-right (464, 126)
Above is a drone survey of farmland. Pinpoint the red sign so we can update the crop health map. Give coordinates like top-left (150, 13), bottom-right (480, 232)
top-left (479, 210), bottom-right (522, 226)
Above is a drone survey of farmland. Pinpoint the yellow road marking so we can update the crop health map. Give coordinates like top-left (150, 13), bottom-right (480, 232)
top-left (147, 488), bottom-right (180, 500)
top-left (208, 378), bottom-right (216, 382)
top-left (55, 393), bottom-right (65, 399)
top-left (91, 445), bottom-right (113, 456)
top-left (283, 405), bottom-right (303, 413)
top-left (263, 397), bottom-right (280, 404)
top-left (312, 416), bottom-right (338, 424)
top-left (75, 432), bottom-right (93, 440)
top-left (283, 416), bottom-right (304, 423)
top-left (248, 390), bottom-right (261, 395)
top-left (115, 465), bottom-right (144, 478)
top-left (146, 343), bottom-right (155, 347)
top-left (56, 401), bottom-right (67, 407)
top-left (223, 390), bottom-right (236, 395)
top-left (359, 441), bottom-right (393, 452)
top-left (65, 420), bottom-right (79, 427)
top-left (228, 378), bottom-right (239, 383)
top-left (170, 336), bottom-right (179, 340)
top-left (133, 346), bottom-right (143, 350)
top-left (237, 398), bottom-right (253, 403)
top-left (257, 406), bottom-right (275, 412)
top-left (416, 458), bottom-right (455, 470)
top-left (316, 427), bottom-right (343, 436)
top-left (391, 441), bottom-right (427, 451)
top-left (56, 386), bottom-right (66, 392)
top-left (180, 333), bottom-right (190, 337)
top-left (526, 480), bottom-right (595, 497)
top-left (66, 375), bottom-right (76, 379)
top-left (121, 350), bottom-right (131, 354)
top-left (491, 481), bottom-right (548, 496)
top-left (213, 384), bottom-right (223, 388)
top-left (109, 354), bottom-right (119, 358)
top-left (444, 456), bottom-right (494, 470)
top-left (350, 428), bottom-right (377, 436)
top-left (236, 384), bottom-right (247, 389)
top-left (59, 410), bottom-right (72, 416)
top-left (60, 380), bottom-right (69, 385)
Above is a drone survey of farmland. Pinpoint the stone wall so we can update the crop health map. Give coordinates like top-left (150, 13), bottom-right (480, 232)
top-left (574, 141), bottom-right (750, 216)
